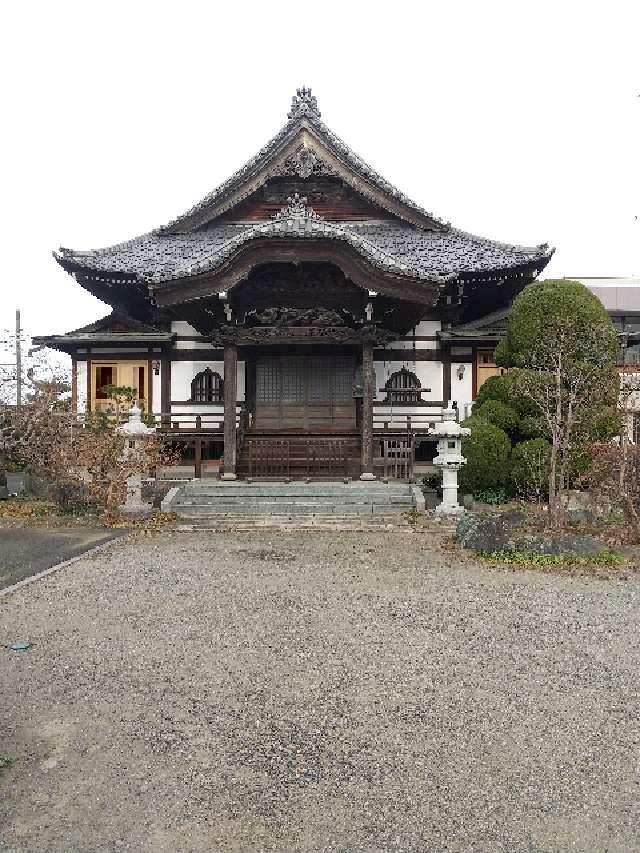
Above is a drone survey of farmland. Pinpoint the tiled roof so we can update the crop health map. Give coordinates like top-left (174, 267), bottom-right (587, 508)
top-left (157, 87), bottom-right (444, 233)
top-left (57, 196), bottom-right (551, 283)
top-left (55, 89), bottom-right (553, 288)
top-left (57, 210), bottom-right (552, 286)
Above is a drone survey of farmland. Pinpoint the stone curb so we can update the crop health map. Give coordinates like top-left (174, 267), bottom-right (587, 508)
top-left (0, 533), bottom-right (129, 600)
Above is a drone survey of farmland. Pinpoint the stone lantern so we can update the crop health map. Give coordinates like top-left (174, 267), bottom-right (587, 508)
top-left (118, 404), bottom-right (156, 513)
top-left (429, 407), bottom-right (470, 517)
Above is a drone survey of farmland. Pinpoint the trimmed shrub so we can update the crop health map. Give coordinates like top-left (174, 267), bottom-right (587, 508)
top-left (518, 415), bottom-right (545, 440)
top-left (473, 399), bottom-right (519, 434)
top-left (474, 371), bottom-right (538, 419)
top-left (510, 438), bottom-right (551, 500)
top-left (459, 416), bottom-right (511, 496)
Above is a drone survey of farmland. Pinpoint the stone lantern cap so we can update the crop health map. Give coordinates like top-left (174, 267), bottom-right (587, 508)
top-left (428, 408), bottom-right (471, 439)
top-left (118, 405), bottom-right (156, 436)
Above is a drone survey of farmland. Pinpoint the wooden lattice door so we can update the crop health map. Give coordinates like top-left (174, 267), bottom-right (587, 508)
top-left (255, 355), bottom-right (356, 429)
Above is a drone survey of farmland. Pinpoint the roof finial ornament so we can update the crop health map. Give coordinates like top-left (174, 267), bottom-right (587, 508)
top-left (274, 193), bottom-right (324, 221)
top-left (288, 87), bottom-right (321, 121)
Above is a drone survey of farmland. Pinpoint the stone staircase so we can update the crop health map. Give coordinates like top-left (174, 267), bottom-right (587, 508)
top-left (165, 480), bottom-right (421, 519)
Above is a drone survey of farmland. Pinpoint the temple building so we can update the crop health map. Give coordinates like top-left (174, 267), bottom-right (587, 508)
top-left (35, 88), bottom-right (553, 479)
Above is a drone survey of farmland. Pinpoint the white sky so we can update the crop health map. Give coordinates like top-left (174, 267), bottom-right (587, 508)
top-left (1, 0), bottom-right (638, 342)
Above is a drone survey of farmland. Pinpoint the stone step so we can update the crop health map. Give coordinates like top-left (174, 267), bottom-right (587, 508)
top-left (174, 493), bottom-right (413, 504)
top-left (166, 481), bottom-right (418, 518)
top-left (170, 516), bottom-right (411, 531)
top-left (175, 503), bottom-right (412, 516)
top-left (178, 486), bottom-right (414, 497)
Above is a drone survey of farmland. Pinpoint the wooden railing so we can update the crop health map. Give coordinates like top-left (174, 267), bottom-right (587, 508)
top-left (153, 407), bottom-right (241, 432)
top-left (247, 438), bottom-right (349, 479)
top-left (373, 411), bottom-right (444, 433)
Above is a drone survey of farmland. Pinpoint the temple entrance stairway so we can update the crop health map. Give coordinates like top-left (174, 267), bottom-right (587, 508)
top-left (165, 481), bottom-right (420, 518)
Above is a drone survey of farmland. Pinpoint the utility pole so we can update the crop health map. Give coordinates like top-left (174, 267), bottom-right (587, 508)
top-left (15, 308), bottom-right (22, 407)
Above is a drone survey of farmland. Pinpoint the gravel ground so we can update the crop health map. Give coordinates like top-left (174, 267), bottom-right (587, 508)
top-left (1, 528), bottom-right (639, 852)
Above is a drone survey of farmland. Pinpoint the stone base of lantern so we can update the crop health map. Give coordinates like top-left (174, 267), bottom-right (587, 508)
top-left (434, 502), bottom-right (465, 519)
top-left (122, 473), bottom-right (152, 515)
top-left (433, 466), bottom-right (466, 517)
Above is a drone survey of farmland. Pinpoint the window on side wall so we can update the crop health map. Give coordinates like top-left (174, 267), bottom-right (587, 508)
top-left (191, 368), bottom-right (224, 404)
top-left (384, 368), bottom-right (422, 405)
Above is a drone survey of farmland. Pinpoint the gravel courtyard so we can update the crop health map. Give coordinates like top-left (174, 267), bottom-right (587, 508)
top-left (1, 528), bottom-right (639, 852)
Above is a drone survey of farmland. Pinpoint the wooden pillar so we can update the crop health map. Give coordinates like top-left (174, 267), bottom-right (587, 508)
top-left (442, 342), bottom-right (452, 407)
top-left (86, 350), bottom-right (92, 413)
top-left (194, 437), bottom-right (202, 479)
top-left (222, 343), bottom-right (238, 479)
top-left (360, 341), bottom-right (375, 480)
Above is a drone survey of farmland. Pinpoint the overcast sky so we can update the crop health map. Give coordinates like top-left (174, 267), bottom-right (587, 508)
top-left (1, 0), bottom-right (638, 343)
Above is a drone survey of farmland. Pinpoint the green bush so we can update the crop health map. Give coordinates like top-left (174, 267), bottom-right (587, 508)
top-left (510, 438), bottom-right (551, 499)
top-left (473, 399), bottom-right (519, 434)
top-left (518, 415), bottom-right (545, 439)
top-left (474, 371), bottom-right (538, 418)
top-left (473, 487), bottom-right (509, 505)
top-left (459, 416), bottom-right (511, 496)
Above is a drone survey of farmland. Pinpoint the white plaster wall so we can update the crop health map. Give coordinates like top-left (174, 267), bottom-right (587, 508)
top-left (387, 320), bottom-right (441, 350)
top-left (175, 340), bottom-right (216, 350)
top-left (373, 359), bottom-right (443, 402)
top-left (152, 364), bottom-right (162, 414)
top-left (415, 320), bottom-right (441, 335)
top-left (76, 361), bottom-right (87, 413)
top-left (451, 362), bottom-right (473, 409)
top-left (171, 320), bottom-right (199, 335)
top-left (388, 338), bottom-right (439, 350)
top-left (170, 360), bottom-right (245, 402)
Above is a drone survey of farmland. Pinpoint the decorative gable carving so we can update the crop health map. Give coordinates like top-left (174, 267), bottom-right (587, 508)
top-left (271, 146), bottom-right (334, 179)
top-left (273, 193), bottom-right (324, 221)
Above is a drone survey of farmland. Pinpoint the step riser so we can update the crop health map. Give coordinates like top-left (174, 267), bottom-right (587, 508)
top-left (176, 507), bottom-right (410, 516)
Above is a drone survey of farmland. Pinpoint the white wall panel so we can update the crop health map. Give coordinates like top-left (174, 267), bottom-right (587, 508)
top-left (451, 362), bottom-right (473, 409)
top-left (76, 361), bottom-right (87, 413)
top-left (171, 321), bottom-right (199, 335)
top-left (415, 320), bottom-right (441, 335)
top-left (388, 339), bottom-right (439, 350)
top-left (175, 340), bottom-right (216, 350)
top-left (152, 364), bottom-right (162, 413)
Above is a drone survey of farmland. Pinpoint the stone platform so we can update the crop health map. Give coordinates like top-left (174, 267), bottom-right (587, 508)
top-left (164, 480), bottom-right (421, 518)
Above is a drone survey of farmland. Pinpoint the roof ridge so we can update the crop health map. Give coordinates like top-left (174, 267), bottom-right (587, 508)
top-left (152, 87), bottom-right (448, 234)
